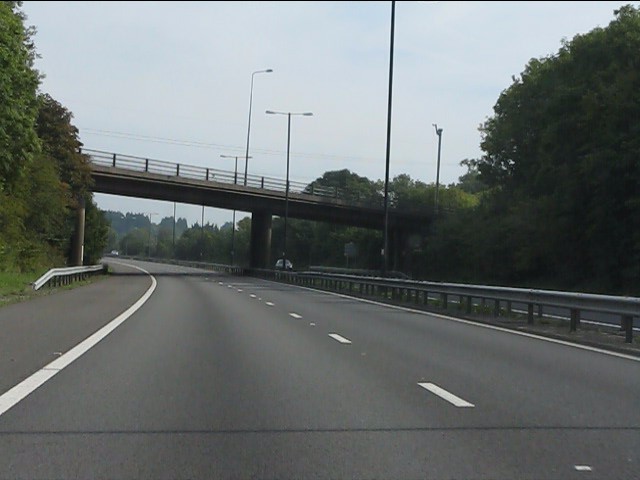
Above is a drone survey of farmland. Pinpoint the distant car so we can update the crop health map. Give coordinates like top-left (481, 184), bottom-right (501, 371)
top-left (110, 250), bottom-right (119, 256)
top-left (275, 258), bottom-right (293, 271)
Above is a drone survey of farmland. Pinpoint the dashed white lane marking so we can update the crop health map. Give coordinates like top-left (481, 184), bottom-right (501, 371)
top-left (289, 313), bottom-right (302, 319)
top-left (250, 294), bottom-right (257, 298)
top-left (574, 465), bottom-right (592, 472)
top-left (418, 382), bottom-right (475, 408)
top-left (237, 289), bottom-right (243, 292)
top-left (256, 278), bottom-right (640, 363)
top-left (227, 285), bottom-right (233, 288)
top-left (0, 262), bottom-right (157, 418)
top-left (265, 302), bottom-right (274, 306)
top-left (328, 333), bottom-right (352, 344)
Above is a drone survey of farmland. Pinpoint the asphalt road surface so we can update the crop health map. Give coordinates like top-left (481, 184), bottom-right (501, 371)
top-left (0, 259), bottom-right (638, 479)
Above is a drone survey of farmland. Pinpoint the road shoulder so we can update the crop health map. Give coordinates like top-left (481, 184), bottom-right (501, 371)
top-left (0, 262), bottom-right (153, 393)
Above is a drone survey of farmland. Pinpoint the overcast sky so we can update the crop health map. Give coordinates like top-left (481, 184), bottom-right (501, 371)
top-left (21, 1), bottom-right (636, 227)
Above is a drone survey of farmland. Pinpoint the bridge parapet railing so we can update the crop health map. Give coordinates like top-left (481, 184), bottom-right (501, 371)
top-left (83, 148), bottom-right (354, 203)
top-left (83, 148), bottom-right (456, 213)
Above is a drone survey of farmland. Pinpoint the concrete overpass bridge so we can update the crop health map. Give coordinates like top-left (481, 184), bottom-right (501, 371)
top-left (84, 149), bottom-right (434, 270)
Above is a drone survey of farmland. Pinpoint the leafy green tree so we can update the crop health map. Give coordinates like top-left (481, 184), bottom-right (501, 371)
top-left (22, 152), bottom-right (68, 257)
top-left (119, 228), bottom-right (148, 256)
top-left (106, 226), bottom-right (119, 251)
top-left (0, 1), bottom-right (41, 194)
top-left (36, 93), bottom-right (92, 200)
top-left (35, 93), bottom-right (106, 265)
top-left (474, 4), bottom-right (640, 293)
top-left (233, 217), bottom-right (251, 266)
top-left (305, 169), bottom-right (382, 206)
top-left (83, 196), bottom-right (109, 264)
top-left (457, 159), bottom-right (489, 195)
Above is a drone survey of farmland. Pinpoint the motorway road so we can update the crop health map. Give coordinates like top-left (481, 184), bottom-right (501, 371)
top-left (0, 259), bottom-right (638, 479)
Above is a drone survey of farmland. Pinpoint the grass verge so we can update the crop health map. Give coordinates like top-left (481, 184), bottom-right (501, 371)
top-left (0, 272), bottom-right (38, 307)
top-left (0, 269), bottom-right (108, 308)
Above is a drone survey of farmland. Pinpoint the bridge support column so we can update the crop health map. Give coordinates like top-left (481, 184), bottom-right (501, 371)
top-left (71, 196), bottom-right (86, 266)
top-left (250, 211), bottom-right (272, 269)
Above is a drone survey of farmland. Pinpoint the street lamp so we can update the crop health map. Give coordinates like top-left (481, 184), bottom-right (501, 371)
top-left (221, 154), bottom-right (252, 265)
top-left (433, 124), bottom-right (443, 215)
top-left (265, 110), bottom-right (313, 270)
top-left (147, 212), bottom-right (158, 258)
top-left (382, 0), bottom-right (395, 277)
top-left (244, 68), bottom-right (273, 186)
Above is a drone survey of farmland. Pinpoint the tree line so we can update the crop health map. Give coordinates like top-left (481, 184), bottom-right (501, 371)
top-left (1, 2), bottom-right (108, 274)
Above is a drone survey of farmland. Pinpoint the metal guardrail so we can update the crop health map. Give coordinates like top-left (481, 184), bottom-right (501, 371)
top-left (248, 269), bottom-right (639, 343)
top-left (32, 265), bottom-right (106, 290)
top-left (98, 256), bottom-right (640, 343)
top-left (109, 256), bottom-right (245, 276)
top-left (154, 258), bottom-right (245, 275)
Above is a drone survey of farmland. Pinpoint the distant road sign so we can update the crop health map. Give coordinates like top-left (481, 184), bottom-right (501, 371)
top-left (344, 242), bottom-right (357, 258)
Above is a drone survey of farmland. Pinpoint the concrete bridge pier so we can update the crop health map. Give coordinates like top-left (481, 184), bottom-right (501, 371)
top-left (71, 196), bottom-right (86, 266)
top-left (250, 210), bottom-right (272, 269)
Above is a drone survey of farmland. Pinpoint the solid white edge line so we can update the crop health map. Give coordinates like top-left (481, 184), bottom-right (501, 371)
top-left (328, 333), bottom-right (352, 344)
top-left (255, 278), bottom-right (640, 363)
top-left (0, 262), bottom-right (157, 418)
top-left (418, 382), bottom-right (474, 408)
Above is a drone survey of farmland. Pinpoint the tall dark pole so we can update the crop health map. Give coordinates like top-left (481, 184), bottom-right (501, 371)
top-left (147, 213), bottom-right (153, 258)
top-left (244, 73), bottom-right (255, 186)
top-left (232, 156), bottom-right (237, 265)
top-left (283, 113), bottom-right (291, 270)
top-left (433, 124), bottom-right (443, 215)
top-left (222, 153), bottom-right (251, 264)
top-left (172, 201), bottom-right (176, 252)
top-left (266, 110), bottom-right (313, 270)
top-left (244, 69), bottom-right (273, 186)
top-left (234, 156), bottom-right (238, 185)
top-left (201, 205), bottom-right (204, 259)
top-left (382, 0), bottom-right (396, 276)
top-left (231, 209), bottom-right (236, 265)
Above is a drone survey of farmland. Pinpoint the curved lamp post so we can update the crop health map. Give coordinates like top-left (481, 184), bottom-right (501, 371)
top-left (433, 124), bottom-right (443, 215)
top-left (265, 110), bottom-right (313, 270)
top-left (244, 69), bottom-right (273, 186)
